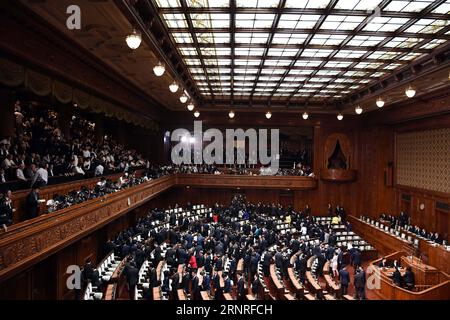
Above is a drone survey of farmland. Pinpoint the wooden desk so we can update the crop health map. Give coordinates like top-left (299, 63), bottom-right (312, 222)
top-left (223, 293), bottom-right (233, 300)
top-left (371, 252), bottom-right (450, 300)
top-left (287, 267), bottom-right (303, 297)
top-left (104, 284), bottom-right (115, 300)
top-left (177, 289), bottom-right (187, 300)
top-left (401, 256), bottom-right (440, 286)
top-left (269, 264), bottom-right (284, 299)
top-left (200, 291), bottom-right (210, 300)
top-left (306, 256), bottom-right (322, 296)
top-left (153, 287), bottom-right (162, 300)
top-left (350, 216), bottom-right (450, 274)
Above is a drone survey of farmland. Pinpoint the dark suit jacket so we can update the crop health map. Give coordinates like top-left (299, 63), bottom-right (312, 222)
top-left (354, 271), bottom-right (365, 288)
top-left (237, 278), bottom-right (245, 297)
top-left (339, 269), bottom-right (350, 286)
top-left (25, 191), bottom-right (39, 219)
top-left (126, 266), bottom-right (139, 287)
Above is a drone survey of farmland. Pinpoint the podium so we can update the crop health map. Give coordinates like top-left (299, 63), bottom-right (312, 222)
top-left (401, 256), bottom-right (440, 286)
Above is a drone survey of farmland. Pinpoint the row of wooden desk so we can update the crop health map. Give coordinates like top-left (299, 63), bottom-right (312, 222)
top-left (349, 216), bottom-right (450, 300)
top-left (349, 216), bottom-right (450, 274)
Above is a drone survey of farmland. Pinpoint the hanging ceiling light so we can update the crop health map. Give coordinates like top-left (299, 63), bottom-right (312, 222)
top-left (376, 97), bottom-right (385, 108)
top-left (265, 111), bottom-right (272, 119)
top-left (169, 81), bottom-right (179, 93)
top-left (405, 85), bottom-right (416, 98)
top-left (355, 105), bottom-right (363, 115)
top-left (153, 62), bottom-right (165, 77)
top-left (180, 93), bottom-right (188, 104)
top-left (302, 112), bottom-right (309, 120)
top-left (337, 113), bottom-right (344, 121)
top-left (229, 110), bottom-right (235, 119)
top-left (194, 110), bottom-right (200, 118)
top-left (187, 102), bottom-right (195, 111)
top-left (126, 29), bottom-right (142, 50)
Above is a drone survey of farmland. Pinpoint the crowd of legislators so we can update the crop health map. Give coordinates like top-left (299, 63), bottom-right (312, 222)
top-left (79, 197), bottom-right (370, 300)
top-left (379, 212), bottom-right (447, 245)
top-left (0, 101), bottom-right (148, 188)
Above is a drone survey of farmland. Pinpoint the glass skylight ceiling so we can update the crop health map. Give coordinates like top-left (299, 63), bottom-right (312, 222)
top-left (153, 0), bottom-right (450, 103)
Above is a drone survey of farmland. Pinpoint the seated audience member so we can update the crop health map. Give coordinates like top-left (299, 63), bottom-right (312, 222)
top-left (16, 163), bottom-right (27, 181)
top-left (31, 163), bottom-right (48, 188)
top-left (0, 169), bottom-right (6, 183)
top-left (403, 266), bottom-right (415, 290)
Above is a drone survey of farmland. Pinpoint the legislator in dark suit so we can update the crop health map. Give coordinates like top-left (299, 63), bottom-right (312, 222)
top-left (126, 263), bottom-right (139, 300)
top-left (339, 267), bottom-right (350, 296)
top-left (237, 275), bottom-right (246, 300)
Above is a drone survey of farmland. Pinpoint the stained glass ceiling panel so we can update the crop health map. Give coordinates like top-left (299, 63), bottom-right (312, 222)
top-left (152, 0), bottom-right (450, 104)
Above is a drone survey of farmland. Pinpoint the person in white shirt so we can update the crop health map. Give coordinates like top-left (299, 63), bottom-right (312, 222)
top-left (74, 165), bottom-right (85, 175)
top-left (31, 164), bottom-right (48, 188)
top-left (16, 163), bottom-right (26, 181)
top-left (82, 147), bottom-right (91, 159)
top-left (2, 154), bottom-right (16, 170)
top-left (331, 252), bottom-right (339, 277)
top-left (94, 163), bottom-right (104, 176)
top-left (301, 224), bottom-right (307, 236)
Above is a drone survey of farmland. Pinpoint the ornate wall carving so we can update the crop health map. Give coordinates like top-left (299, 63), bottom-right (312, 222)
top-left (396, 128), bottom-right (450, 193)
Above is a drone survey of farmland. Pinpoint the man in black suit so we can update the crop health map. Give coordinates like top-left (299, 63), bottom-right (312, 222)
top-left (191, 271), bottom-right (200, 299)
top-left (354, 267), bottom-right (366, 300)
top-left (403, 267), bottom-right (415, 290)
top-left (339, 265), bottom-right (350, 296)
top-left (223, 273), bottom-right (231, 293)
top-left (25, 187), bottom-right (40, 220)
top-left (352, 249), bottom-right (362, 269)
top-left (392, 267), bottom-right (402, 287)
top-left (126, 262), bottom-right (139, 300)
top-left (296, 253), bottom-right (308, 284)
top-left (237, 273), bottom-right (246, 300)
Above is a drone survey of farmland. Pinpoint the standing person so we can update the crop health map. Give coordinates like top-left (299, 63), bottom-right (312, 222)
top-left (331, 252), bottom-right (339, 278)
top-left (354, 267), bottom-right (366, 300)
top-left (236, 273), bottom-right (246, 300)
top-left (25, 187), bottom-right (40, 220)
top-left (125, 262), bottom-right (139, 300)
top-left (339, 265), bottom-right (350, 296)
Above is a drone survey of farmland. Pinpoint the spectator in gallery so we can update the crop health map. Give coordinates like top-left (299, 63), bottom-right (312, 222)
top-left (0, 190), bottom-right (15, 232)
top-left (25, 187), bottom-right (41, 220)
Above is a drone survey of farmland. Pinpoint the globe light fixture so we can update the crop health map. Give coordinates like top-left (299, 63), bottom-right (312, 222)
top-left (169, 81), bottom-right (179, 93)
top-left (302, 112), bottom-right (309, 120)
top-left (229, 110), bottom-right (235, 119)
top-left (337, 113), bottom-right (344, 121)
top-left (405, 85), bottom-right (416, 98)
top-left (126, 29), bottom-right (142, 50)
top-left (265, 111), bottom-right (272, 119)
top-left (376, 97), bottom-right (385, 108)
top-left (187, 102), bottom-right (195, 111)
top-left (153, 62), bottom-right (165, 77)
top-left (355, 105), bottom-right (363, 115)
top-left (180, 93), bottom-right (188, 104)
top-left (194, 111), bottom-right (200, 118)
